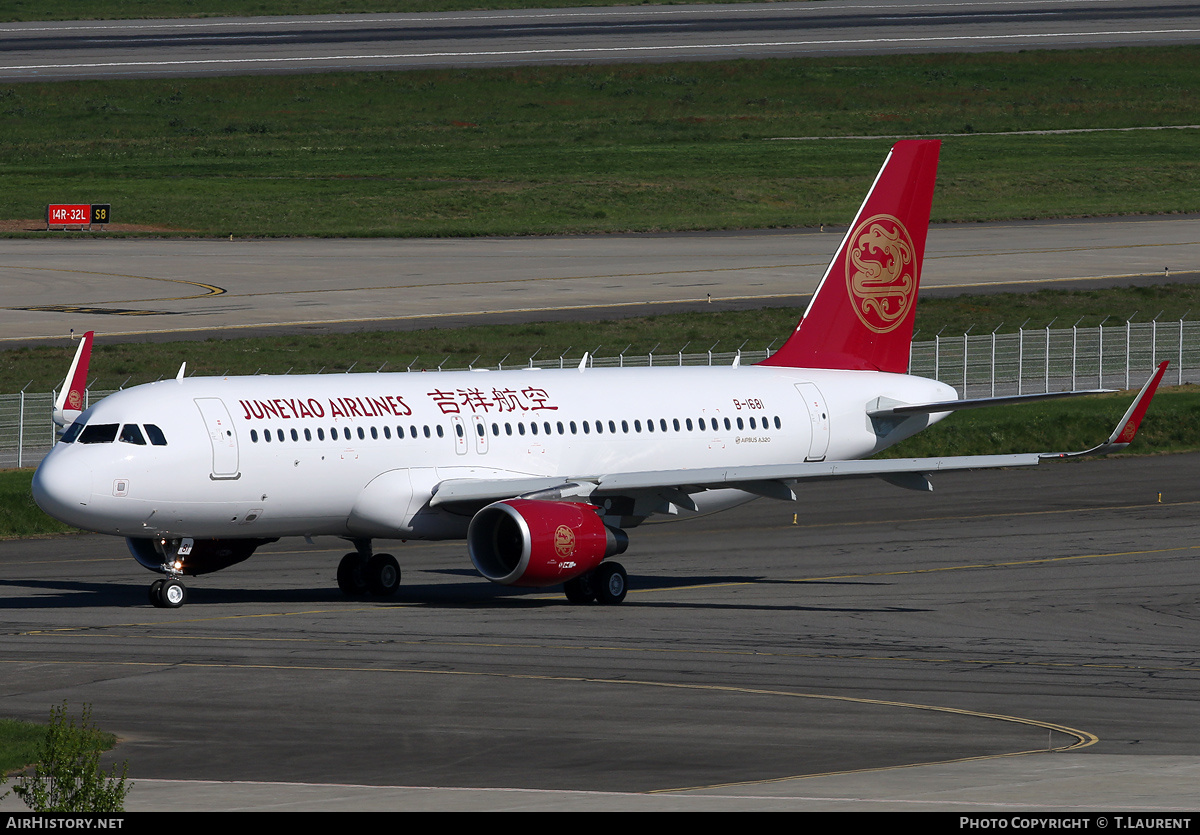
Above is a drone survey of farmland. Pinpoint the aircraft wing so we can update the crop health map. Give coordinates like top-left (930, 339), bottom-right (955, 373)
top-left (430, 362), bottom-right (1168, 511)
top-left (431, 452), bottom-right (1043, 510)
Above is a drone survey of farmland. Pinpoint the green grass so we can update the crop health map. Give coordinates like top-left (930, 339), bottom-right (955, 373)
top-left (3, 48), bottom-right (1200, 237)
top-left (0, 470), bottom-right (79, 538)
top-left (880, 386), bottom-right (1200, 459)
top-left (0, 718), bottom-right (46, 775)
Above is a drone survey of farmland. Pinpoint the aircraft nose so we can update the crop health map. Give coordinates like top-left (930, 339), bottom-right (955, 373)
top-left (31, 452), bottom-right (92, 527)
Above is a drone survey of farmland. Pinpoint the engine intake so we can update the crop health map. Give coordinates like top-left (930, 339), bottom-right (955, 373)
top-left (468, 499), bottom-right (628, 587)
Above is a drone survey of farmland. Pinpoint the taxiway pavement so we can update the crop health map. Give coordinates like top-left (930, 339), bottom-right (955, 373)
top-left (2, 452), bottom-right (1198, 810)
top-left (3, 216), bottom-right (1198, 346)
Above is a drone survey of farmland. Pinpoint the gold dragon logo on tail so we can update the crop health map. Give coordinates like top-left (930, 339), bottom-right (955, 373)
top-left (845, 214), bottom-right (917, 334)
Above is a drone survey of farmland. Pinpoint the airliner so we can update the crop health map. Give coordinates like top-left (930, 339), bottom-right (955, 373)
top-left (31, 140), bottom-right (1166, 608)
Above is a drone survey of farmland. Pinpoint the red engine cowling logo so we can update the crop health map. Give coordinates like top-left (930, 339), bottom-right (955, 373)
top-left (467, 499), bottom-right (627, 587)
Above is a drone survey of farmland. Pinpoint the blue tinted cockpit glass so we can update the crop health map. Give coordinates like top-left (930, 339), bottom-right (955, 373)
top-left (144, 424), bottom-right (168, 446)
top-left (60, 422), bottom-right (85, 443)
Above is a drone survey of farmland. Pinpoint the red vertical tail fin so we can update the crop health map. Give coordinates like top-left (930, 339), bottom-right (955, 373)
top-left (759, 140), bottom-right (940, 373)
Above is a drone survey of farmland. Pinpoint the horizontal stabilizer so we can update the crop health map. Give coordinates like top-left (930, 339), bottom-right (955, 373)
top-left (868, 388), bottom-right (1114, 418)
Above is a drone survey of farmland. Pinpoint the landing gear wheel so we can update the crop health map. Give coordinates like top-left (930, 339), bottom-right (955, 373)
top-left (593, 561), bottom-right (628, 605)
top-left (148, 579), bottom-right (165, 606)
top-left (337, 553), bottom-right (369, 596)
top-left (366, 554), bottom-right (401, 597)
top-left (564, 573), bottom-right (596, 604)
top-left (159, 578), bottom-right (187, 609)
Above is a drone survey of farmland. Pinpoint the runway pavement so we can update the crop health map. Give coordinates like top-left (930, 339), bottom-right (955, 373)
top-left (2, 452), bottom-right (1199, 810)
top-left (1, 0), bottom-right (1198, 81)
top-left (2, 216), bottom-right (1198, 346)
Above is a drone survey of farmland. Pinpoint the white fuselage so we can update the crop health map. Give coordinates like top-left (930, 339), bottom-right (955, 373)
top-left (32, 364), bottom-right (956, 542)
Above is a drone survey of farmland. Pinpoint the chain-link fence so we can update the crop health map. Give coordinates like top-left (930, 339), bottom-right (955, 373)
top-left (908, 320), bottom-right (1198, 398)
top-left (4, 321), bottom-right (1195, 468)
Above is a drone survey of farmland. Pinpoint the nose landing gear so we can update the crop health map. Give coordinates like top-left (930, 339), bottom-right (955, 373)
top-left (149, 577), bottom-right (187, 608)
top-left (148, 537), bottom-right (192, 608)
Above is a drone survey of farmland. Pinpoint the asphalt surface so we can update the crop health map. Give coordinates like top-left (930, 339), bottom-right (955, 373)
top-left (1, 452), bottom-right (1199, 810)
top-left (2, 0), bottom-right (1199, 81)
top-left (3, 216), bottom-right (1199, 346)
top-left (3, 0), bottom-right (1200, 813)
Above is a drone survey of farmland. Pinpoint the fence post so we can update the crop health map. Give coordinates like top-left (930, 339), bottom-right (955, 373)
top-left (1018, 327), bottom-right (1024, 395)
top-left (1152, 318), bottom-right (1157, 371)
top-left (1125, 320), bottom-right (1131, 391)
top-left (1045, 325), bottom-right (1050, 393)
top-left (990, 331), bottom-right (996, 398)
top-left (1072, 325), bottom-right (1077, 391)
top-left (17, 390), bottom-right (24, 469)
top-left (963, 332), bottom-right (968, 397)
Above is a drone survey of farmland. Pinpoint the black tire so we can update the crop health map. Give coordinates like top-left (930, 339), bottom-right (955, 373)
top-left (160, 579), bottom-right (187, 609)
top-left (148, 579), bottom-right (165, 607)
top-left (366, 554), bottom-right (401, 596)
top-left (563, 573), bottom-right (596, 604)
top-left (337, 553), bottom-right (369, 596)
top-left (593, 562), bottom-right (628, 605)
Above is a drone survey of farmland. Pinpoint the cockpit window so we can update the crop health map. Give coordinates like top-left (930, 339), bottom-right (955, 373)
top-left (144, 424), bottom-right (168, 446)
top-left (119, 424), bottom-right (146, 445)
top-left (78, 423), bottom-right (119, 444)
top-left (60, 422), bottom-right (85, 443)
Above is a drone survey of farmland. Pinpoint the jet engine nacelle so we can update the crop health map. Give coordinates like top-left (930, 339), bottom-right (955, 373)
top-left (127, 536), bottom-right (274, 576)
top-left (467, 499), bottom-right (628, 587)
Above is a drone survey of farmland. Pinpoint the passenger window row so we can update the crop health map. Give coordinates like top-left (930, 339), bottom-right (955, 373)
top-left (248, 415), bottom-right (783, 444)
top-left (490, 415), bottom-right (782, 436)
top-left (251, 424), bottom-right (445, 443)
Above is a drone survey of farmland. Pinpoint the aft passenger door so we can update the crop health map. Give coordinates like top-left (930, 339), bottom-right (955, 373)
top-left (794, 383), bottom-right (830, 462)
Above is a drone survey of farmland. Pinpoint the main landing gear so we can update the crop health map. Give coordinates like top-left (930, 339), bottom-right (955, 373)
top-left (337, 542), bottom-right (400, 598)
top-left (563, 561), bottom-right (628, 605)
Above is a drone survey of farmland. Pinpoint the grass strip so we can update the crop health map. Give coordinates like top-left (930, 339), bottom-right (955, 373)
top-left (0, 718), bottom-right (45, 776)
top-left (879, 386), bottom-right (1200, 459)
top-left (0, 469), bottom-right (79, 537)
top-left (3, 48), bottom-right (1199, 236)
